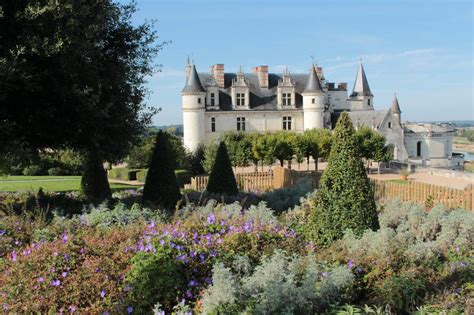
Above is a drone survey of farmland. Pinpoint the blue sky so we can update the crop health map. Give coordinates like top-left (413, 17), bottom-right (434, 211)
top-left (121, 0), bottom-right (473, 125)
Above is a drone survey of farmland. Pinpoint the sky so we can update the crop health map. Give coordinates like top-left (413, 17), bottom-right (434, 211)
top-left (120, 0), bottom-right (473, 125)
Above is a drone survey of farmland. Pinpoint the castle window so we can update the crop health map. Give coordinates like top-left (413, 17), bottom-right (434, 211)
top-left (198, 98), bottom-right (202, 104)
top-left (236, 93), bottom-right (245, 106)
top-left (388, 122), bottom-right (392, 129)
top-left (282, 93), bottom-right (292, 106)
top-left (211, 117), bottom-right (216, 132)
top-left (416, 141), bottom-right (422, 157)
top-left (237, 117), bottom-right (246, 131)
top-left (282, 116), bottom-right (292, 130)
top-left (368, 99), bottom-right (371, 106)
top-left (312, 98), bottom-right (315, 104)
top-left (210, 93), bottom-right (215, 106)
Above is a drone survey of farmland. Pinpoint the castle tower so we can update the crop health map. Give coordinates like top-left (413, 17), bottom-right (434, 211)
top-left (391, 93), bottom-right (402, 124)
top-left (302, 65), bottom-right (325, 129)
top-left (182, 62), bottom-right (206, 151)
top-left (349, 61), bottom-right (374, 110)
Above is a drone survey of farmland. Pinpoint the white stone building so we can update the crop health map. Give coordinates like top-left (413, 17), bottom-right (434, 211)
top-left (181, 61), bottom-right (463, 169)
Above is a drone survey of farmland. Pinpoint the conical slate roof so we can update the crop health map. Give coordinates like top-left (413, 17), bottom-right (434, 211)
top-left (350, 62), bottom-right (373, 97)
top-left (391, 93), bottom-right (401, 113)
top-left (303, 65), bottom-right (323, 94)
top-left (182, 64), bottom-right (205, 94)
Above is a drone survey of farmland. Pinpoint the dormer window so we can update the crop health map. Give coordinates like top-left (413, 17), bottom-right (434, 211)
top-left (388, 122), bottom-right (392, 129)
top-left (312, 98), bottom-right (315, 104)
top-left (368, 99), bottom-right (371, 106)
top-left (236, 93), bottom-right (245, 106)
top-left (282, 93), bottom-right (292, 106)
top-left (210, 93), bottom-right (215, 106)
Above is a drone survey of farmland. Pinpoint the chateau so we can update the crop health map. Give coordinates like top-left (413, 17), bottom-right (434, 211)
top-left (182, 61), bottom-right (463, 169)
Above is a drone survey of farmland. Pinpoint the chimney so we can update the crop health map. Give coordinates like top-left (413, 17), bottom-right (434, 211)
top-left (338, 83), bottom-right (347, 91)
top-left (211, 64), bottom-right (225, 88)
top-left (315, 67), bottom-right (324, 80)
top-left (252, 65), bottom-right (269, 88)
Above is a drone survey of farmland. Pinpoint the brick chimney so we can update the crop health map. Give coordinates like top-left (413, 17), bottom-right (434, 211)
top-left (211, 64), bottom-right (225, 88)
top-left (338, 83), bottom-right (347, 91)
top-left (252, 65), bottom-right (269, 88)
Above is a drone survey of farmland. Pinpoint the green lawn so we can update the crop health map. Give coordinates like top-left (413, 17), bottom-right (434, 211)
top-left (0, 176), bottom-right (137, 192)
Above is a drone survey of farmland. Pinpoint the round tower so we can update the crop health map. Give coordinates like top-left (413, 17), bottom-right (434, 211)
top-left (302, 65), bottom-right (325, 129)
top-left (182, 62), bottom-right (206, 151)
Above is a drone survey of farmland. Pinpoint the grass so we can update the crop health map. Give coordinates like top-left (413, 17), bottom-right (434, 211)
top-left (0, 176), bottom-right (137, 192)
top-left (453, 136), bottom-right (470, 144)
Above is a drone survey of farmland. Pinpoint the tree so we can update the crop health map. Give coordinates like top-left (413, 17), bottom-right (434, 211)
top-left (307, 112), bottom-right (379, 246)
top-left (206, 142), bottom-right (238, 195)
top-left (142, 131), bottom-right (181, 212)
top-left (293, 134), bottom-right (308, 170)
top-left (304, 129), bottom-right (332, 170)
top-left (187, 143), bottom-right (206, 175)
top-left (355, 126), bottom-right (387, 174)
top-left (80, 153), bottom-right (111, 203)
top-left (203, 141), bottom-right (219, 174)
top-left (1, 1), bottom-right (163, 195)
top-left (274, 134), bottom-right (294, 168)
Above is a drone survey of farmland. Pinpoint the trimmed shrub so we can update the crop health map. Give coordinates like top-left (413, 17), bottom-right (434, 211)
top-left (80, 153), bottom-right (111, 204)
top-left (47, 167), bottom-right (67, 176)
top-left (206, 142), bottom-right (238, 195)
top-left (142, 131), bottom-right (181, 211)
top-left (108, 168), bottom-right (141, 181)
top-left (175, 169), bottom-right (191, 188)
top-left (22, 165), bottom-right (43, 176)
top-left (136, 169), bottom-right (147, 182)
top-left (307, 112), bottom-right (379, 246)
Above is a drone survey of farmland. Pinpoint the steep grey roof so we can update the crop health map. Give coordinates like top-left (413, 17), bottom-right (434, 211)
top-left (303, 66), bottom-right (323, 94)
top-left (182, 64), bottom-right (205, 94)
top-left (391, 94), bottom-right (401, 114)
top-left (198, 72), bottom-right (314, 110)
top-left (333, 110), bottom-right (389, 129)
top-left (350, 62), bottom-right (373, 97)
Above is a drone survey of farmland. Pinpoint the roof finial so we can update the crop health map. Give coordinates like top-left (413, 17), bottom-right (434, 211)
top-left (310, 55), bottom-right (316, 67)
top-left (187, 55), bottom-right (190, 65)
top-left (239, 65), bottom-right (243, 73)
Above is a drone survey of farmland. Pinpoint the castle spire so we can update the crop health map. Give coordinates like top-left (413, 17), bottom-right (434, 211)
top-left (303, 64), bottom-right (323, 94)
top-left (182, 63), bottom-right (205, 94)
top-left (350, 61), bottom-right (373, 97)
top-left (391, 93), bottom-right (401, 114)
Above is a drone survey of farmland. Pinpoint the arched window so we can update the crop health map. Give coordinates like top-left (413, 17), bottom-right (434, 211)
top-left (416, 141), bottom-right (422, 157)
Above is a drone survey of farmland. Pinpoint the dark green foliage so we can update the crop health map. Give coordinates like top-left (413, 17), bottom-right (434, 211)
top-left (136, 170), bottom-right (148, 183)
top-left (80, 153), bottom-right (111, 204)
top-left (142, 131), bottom-right (181, 211)
top-left (307, 112), bottom-right (379, 246)
top-left (187, 143), bottom-right (206, 175)
top-left (206, 142), bottom-right (238, 195)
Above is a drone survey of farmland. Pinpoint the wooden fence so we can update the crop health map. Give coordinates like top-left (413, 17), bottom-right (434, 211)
top-left (189, 171), bottom-right (274, 192)
top-left (371, 179), bottom-right (474, 211)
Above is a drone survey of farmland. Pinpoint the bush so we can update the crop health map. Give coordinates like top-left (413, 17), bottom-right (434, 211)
top-left (206, 142), bottom-right (238, 195)
top-left (47, 167), bottom-right (67, 176)
top-left (136, 169), bottom-right (147, 182)
top-left (108, 168), bottom-right (141, 181)
top-left (175, 169), bottom-right (192, 188)
top-left (263, 177), bottom-right (314, 214)
top-left (22, 165), bottom-right (43, 176)
top-left (80, 152), bottom-right (111, 204)
top-left (142, 131), bottom-right (181, 211)
top-left (200, 251), bottom-right (355, 314)
top-left (307, 112), bottom-right (379, 246)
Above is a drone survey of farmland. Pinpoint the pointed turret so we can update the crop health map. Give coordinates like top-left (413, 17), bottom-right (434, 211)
top-left (391, 93), bottom-right (401, 113)
top-left (391, 93), bottom-right (402, 124)
top-left (182, 63), bottom-right (205, 94)
top-left (350, 61), bottom-right (373, 97)
top-left (303, 65), bottom-right (323, 94)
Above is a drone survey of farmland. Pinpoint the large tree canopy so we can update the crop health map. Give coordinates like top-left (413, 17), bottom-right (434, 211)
top-left (0, 0), bottom-right (163, 162)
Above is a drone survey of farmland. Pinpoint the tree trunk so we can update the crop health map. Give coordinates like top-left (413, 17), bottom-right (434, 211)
top-left (377, 162), bottom-right (381, 175)
top-left (288, 160), bottom-right (292, 170)
top-left (261, 161), bottom-right (264, 172)
top-left (307, 158), bottom-right (310, 171)
top-left (314, 158), bottom-right (318, 171)
top-left (280, 159), bottom-right (284, 167)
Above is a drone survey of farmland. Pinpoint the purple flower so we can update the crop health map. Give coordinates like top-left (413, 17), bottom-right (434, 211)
top-left (159, 239), bottom-right (165, 245)
top-left (69, 305), bottom-right (76, 313)
top-left (51, 279), bottom-right (61, 286)
top-left (124, 284), bottom-right (131, 293)
top-left (61, 232), bottom-right (68, 244)
top-left (207, 212), bottom-right (216, 224)
top-left (100, 289), bottom-right (106, 298)
top-left (62, 272), bottom-right (68, 278)
top-left (148, 221), bottom-right (155, 229)
top-left (126, 306), bottom-right (133, 314)
top-left (186, 289), bottom-right (193, 298)
top-left (38, 277), bottom-right (44, 283)
top-left (3, 304), bottom-right (8, 311)
top-left (188, 280), bottom-right (197, 287)
top-left (10, 251), bottom-right (17, 262)
top-left (347, 260), bottom-right (354, 269)
top-left (50, 267), bottom-right (56, 273)
top-left (357, 266), bottom-right (363, 274)
top-left (103, 311), bottom-right (109, 315)
top-left (0, 230), bottom-right (5, 236)
top-left (455, 245), bottom-right (460, 252)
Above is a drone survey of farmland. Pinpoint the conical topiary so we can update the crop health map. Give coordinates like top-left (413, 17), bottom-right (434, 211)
top-left (81, 152), bottom-right (111, 204)
top-left (206, 141), bottom-right (238, 195)
top-left (142, 131), bottom-right (181, 212)
top-left (307, 112), bottom-right (379, 246)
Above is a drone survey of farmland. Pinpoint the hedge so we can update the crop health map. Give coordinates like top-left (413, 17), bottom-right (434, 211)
top-left (136, 169), bottom-right (191, 188)
top-left (108, 168), bottom-right (142, 181)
